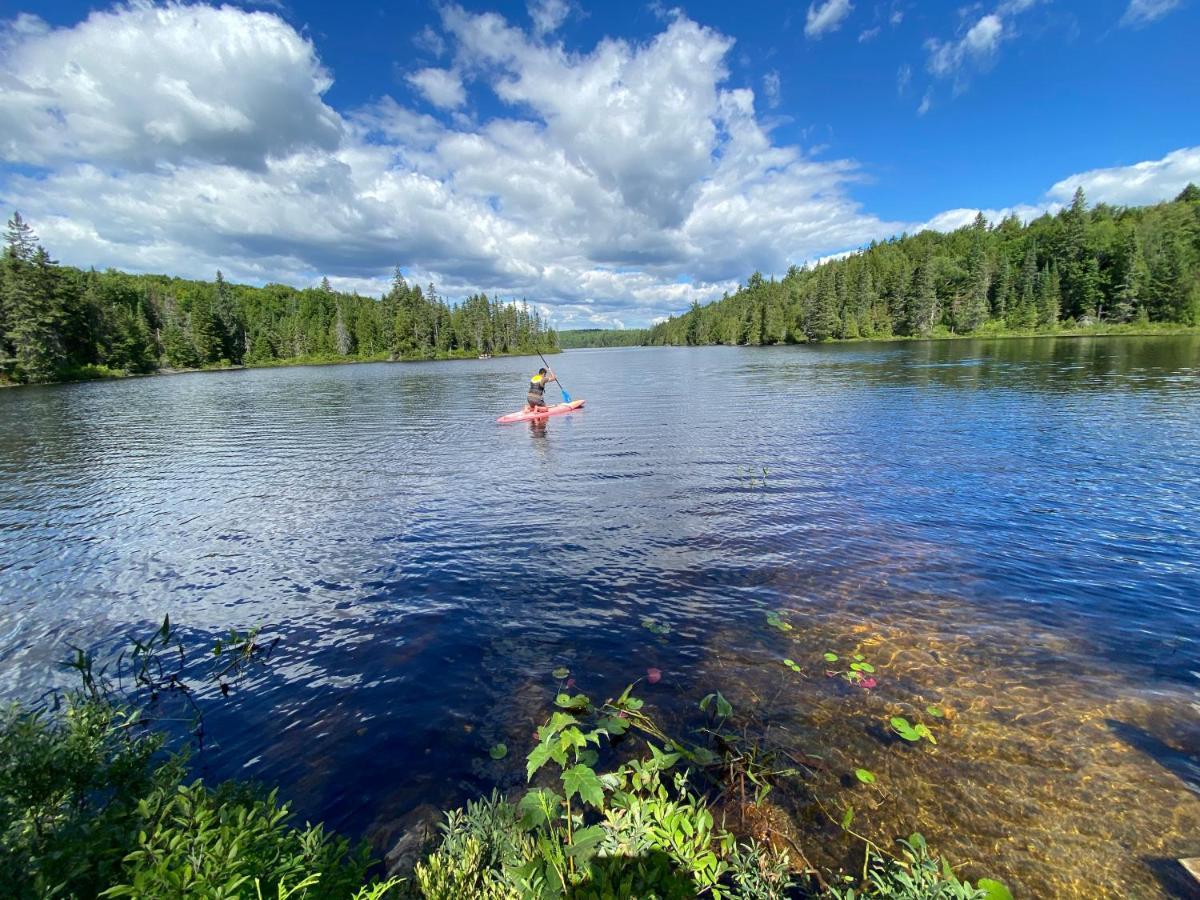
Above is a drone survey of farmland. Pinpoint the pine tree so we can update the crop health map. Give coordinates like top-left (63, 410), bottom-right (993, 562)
top-left (906, 255), bottom-right (939, 336)
top-left (991, 257), bottom-right (1012, 321)
top-left (1037, 263), bottom-right (1061, 328)
top-left (961, 213), bottom-right (991, 332)
top-left (189, 293), bottom-right (221, 364)
top-left (7, 246), bottom-right (65, 382)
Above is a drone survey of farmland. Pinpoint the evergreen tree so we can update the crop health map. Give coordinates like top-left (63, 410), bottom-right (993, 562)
top-left (961, 212), bottom-right (991, 332)
top-left (1037, 263), bottom-right (1061, 328)
top-left (906, 255), bottom-right (938, 336)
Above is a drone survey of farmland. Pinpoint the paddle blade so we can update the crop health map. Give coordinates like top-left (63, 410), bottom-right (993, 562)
top-left (561, 387), bottom-right (571, 403)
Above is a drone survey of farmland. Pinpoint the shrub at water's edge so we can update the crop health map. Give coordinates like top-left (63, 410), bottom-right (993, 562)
top-left (0, 621), bottom-right (1012, 898)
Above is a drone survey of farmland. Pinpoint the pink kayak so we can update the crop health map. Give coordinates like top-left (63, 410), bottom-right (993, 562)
top-left (497, 399), bottom-right (585, 424)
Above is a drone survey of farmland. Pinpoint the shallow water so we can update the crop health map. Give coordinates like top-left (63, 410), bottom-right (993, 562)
top-left (2, 337), bottom-right (1199, 896)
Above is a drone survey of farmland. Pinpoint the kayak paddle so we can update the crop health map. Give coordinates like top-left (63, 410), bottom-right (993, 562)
top-left (537, 350), bottom-right (570, 403)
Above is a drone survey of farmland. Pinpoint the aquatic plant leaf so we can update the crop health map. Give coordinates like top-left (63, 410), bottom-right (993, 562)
top-left (555, 693), bottom-right (589, 710)
top-left (641, 617), bottom-right (671, 635)
top-left (978, 878), bottom-right (1014, 900)
top-left (596, 715), bottom-right (630, 737)
top-left (782, 658), bottom-right (802, 672)
top-left (562, 765), bottom-right (605, 809)
top-left (926, 705), bottom-right (945, 718)
top-left (851, 662), bottom-right (875, 673)
top-left (915, 723), bottom-right (937, 745)
top-left (855, 768), bottom-right (876, 784)
top-left (823, 652), bottom-right (839, 662)
top-left (890, 716), bottom-right (922, 742)
top-left (489, 743), bottom-right (507, 760)
top-left (552, 667), bottom-right (570, 680)
top-left (841, 806), bottom-right (854, 829)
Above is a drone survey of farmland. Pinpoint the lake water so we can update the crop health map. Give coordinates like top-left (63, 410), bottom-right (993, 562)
top-left (2, 337), bottom-right (1199, 897)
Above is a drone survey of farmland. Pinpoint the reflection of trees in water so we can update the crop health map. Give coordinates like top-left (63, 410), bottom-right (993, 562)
top-left (753, 335), bottom-right (1200, 396)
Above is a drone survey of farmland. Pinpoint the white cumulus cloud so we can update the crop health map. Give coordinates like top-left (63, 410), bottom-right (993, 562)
top-left (1120, 0), bottom-right (1184, 26)
top-left (407, 67), bottom-right (467, 109)
top-left (0, 4), bottom-right (341, 169)
top-left (805, 0), bottom-right (854, 38)
top-left (528, 0), bottom-right (570, 36)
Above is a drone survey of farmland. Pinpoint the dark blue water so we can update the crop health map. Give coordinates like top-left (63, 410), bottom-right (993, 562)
top-left (2, 337), bottom-right (1199, 896)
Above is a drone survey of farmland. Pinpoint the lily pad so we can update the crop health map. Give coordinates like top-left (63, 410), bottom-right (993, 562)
top-left (854, 768), bottom-right (876, 784)
top-left (489, 743), bottom-right (508, 760)
top-left (782, 658), bottom-right (802, 673)
top-left (823, 652), bottom-right (839, 662)
top-left (926, 705), bottom-right (945, 718)
top-left (552, 667), bottom-right (570, 680)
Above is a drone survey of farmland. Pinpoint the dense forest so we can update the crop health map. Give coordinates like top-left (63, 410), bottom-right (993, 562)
top-left (647, 186), bottom-right (1200, 346)
top-left (0, 214), bottom-right (557, 384)
top-left (558, 327), bottom-right (650, 348)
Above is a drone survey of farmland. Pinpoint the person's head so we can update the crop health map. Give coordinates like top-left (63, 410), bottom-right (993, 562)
top-left (538, 367), bottom-right (547, 375)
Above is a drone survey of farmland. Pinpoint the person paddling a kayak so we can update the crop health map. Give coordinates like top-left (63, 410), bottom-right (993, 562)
top-left (524, 367), bottom-right (557, 413)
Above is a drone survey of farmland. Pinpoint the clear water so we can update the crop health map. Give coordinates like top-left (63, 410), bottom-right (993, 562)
top-left (2, 337), bottom-right (1199, 897)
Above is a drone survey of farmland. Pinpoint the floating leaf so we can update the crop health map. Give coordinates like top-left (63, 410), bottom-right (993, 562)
top-left (850, 661), bottom-right (876, 674)
top-left (853, 654), bottom-right (865, 662)
top-left (765, 612), bottom-right (794, 632)
top-left (926, 705), bottom-right (945, 718)
top-left (823, 652), bottom-right (839, 663)
top-left (915, 723), bottom-right (937, 745)
top-left (489, 743), bottom-right (508, 760)
top-left (782, 658), bottom-right (802, 673)
top-left (841, 806), bottom-right (855, 829)
top-left (641, 617), bottom-right (671, 635)
top-left (854, 768), bottom-right (876, 784)
top-left (978, 879), bottom-right (1014, 900)
top-left (552, 667), bottom-right (570, 680)
top-left (555, 693), bottom-right (589, 711)
top-left (890, 716), bottom-right (922, 742)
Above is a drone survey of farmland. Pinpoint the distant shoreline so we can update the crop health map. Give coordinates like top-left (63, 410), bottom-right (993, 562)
top-left (1, 347), bottom-right (560, 389)
top-left (561, 321), bottom-right (1200, 350)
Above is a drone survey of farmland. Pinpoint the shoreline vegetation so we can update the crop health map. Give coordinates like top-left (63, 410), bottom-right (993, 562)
top-left (2, 618), bottom-right (1013, 899)
top-left (567, 185), bottom-right (1200, 350)
top-left (559, 320), bottom-right (1200, 349)
top-left (0, 212), bottom-right (558, 387)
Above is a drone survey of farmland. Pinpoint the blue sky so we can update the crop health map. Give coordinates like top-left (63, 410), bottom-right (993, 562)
top-left (2, 0), bottom-right (1197, 327)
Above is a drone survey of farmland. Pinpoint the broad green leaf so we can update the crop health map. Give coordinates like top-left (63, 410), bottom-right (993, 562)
top-left (715, 691), bottom-right (733, 719)
top-left (823, 652), bottom-right (839, 662)
top-left (978, 879), bottom-right (1014, 900)
top-left (854, 768), bottom-right (876, 784)
top-left (552, 666), bottom-right (570, 680)
top-left (555, 693), bottom-right (589, 710)
top-left (596, 715), bottom-right (630, 737)
top-left (526, 742), bottom-right (555, 781)
top-left (926, 705), bottom-right (945, 718)
top-left (489, 743), bottom-right (508, 760)
top-left (841, 806), bottom-right (854, 829)
top-left (890, 716), bottom-right (922, 742)
top-left (517, 788), bottom-right (560, 829)
top-left (539, 712), bottom-right (578, 741)
top-left (561, 765), bottom-right (605, 809)
top-left (565, 824), bottom-right (605, 860)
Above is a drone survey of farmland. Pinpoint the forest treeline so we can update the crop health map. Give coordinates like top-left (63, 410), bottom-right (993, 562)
top-left (646, 186), bottom-right (1200, 346)
top-left (558, 328), bottom-right (650, 348)
top-left (0, 214), bottom-right (557, 384)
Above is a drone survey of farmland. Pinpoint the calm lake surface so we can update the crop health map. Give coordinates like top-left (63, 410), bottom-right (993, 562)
top-left (2, 337), bottom-right (1200, 897)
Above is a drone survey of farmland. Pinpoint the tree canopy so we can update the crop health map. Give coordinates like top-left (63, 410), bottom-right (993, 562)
top-left (0, 226), bottom-right (556, 384)
top-left (646, 186), bottom-right (1200, 346)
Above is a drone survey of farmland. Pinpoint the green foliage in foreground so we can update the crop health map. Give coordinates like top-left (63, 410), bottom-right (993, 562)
top-left (649, 185), bottom-right (1200, 346)
top-left (0, 211), bottom-right (557, 384)
top-left (0, 697), bottom-right (393, 900)
top-left (0, 620), bottom-right (1012, 899)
